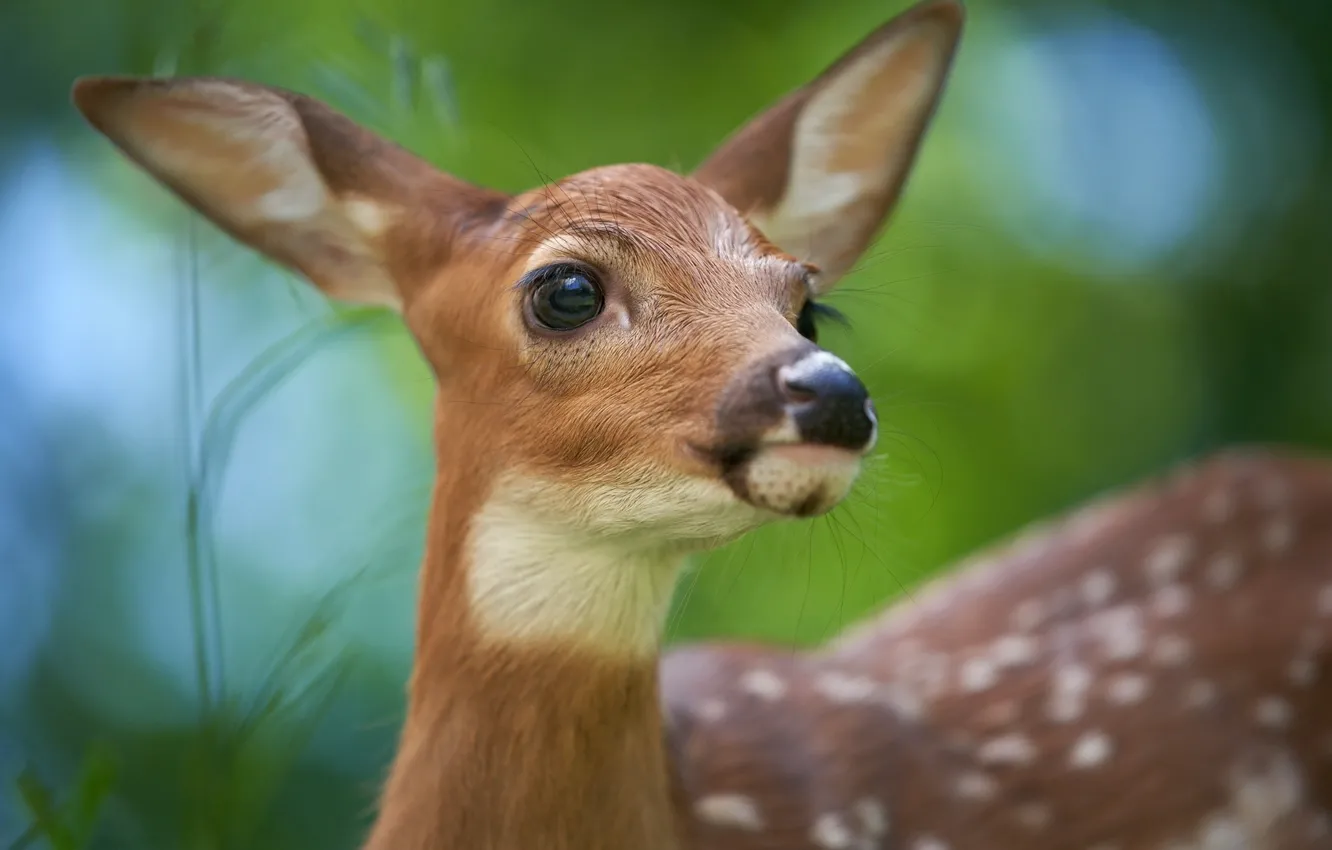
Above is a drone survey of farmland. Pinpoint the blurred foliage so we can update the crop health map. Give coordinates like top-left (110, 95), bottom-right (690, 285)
top-left (10, 749), bottom-right (114, 850)
top-left (2, 0), bottom-right (1331, 845)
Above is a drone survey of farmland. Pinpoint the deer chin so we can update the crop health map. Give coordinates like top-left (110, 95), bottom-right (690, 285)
top-left (728, 442), bottom-right (863, 517)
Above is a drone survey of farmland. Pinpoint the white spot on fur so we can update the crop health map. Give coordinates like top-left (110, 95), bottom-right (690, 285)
top-left (992, 634), bottom-right (1039, 667)
top-left (1254, 697), bottom-right (1293, 729)
top-left (978, 733), bottom-right (1037, 766)
top-left (695, 794), bottom-right (765, 830)
top-left (1151, 585), bottom-right (1192, 619)
top-left (1152, 634), bottom-right (1192, 666)
top-left (855, 798), bottom-right (889, 836)
top-left (1048, 663), bottom-right (1093, 722)
top-left (911, 837), bottom-right (949, 850)
top-left (1016, 803), bottom-right (1052, 830)
top-left (1262, 517), bottom-right (1295, 554)
top-left (1069, 731), bottom-right (1113, 769)
top-left (1198, 814), bottom-right (1246, 849)
top-left (1145, 534), bottom-right (1196, 586)
top-left (815, 671), bottom-right (878, 703)
top-left (697, 698), bottom-right (727, 721)
top-left (1317, 584), bottom-right (1332, 617)
top-left (881, 683), bottom-right (925, 721)
top-left (810, 813), bottom-right (854, 849)
top-left (1090, 605), bottom-right (1147, 661)
top-left (1232, 752), bottom-right (1304, 833)
top-left (741, 669), bottom-right (788, 701)
top-left (959, 657), bottom-right (999, 693)
top-left (1164, 751), bottom-right (1306, 848)
top-left (1205, 551), bottom-right (1243, 591)
top-left (899, 651), bottom-right (950, 701)
top-left (1081, 570), bottom-right (1117, 607)
top-left (955, 771), bottom-right (998, 801)
top-left (1106, 672), bottom-right (1150, 705)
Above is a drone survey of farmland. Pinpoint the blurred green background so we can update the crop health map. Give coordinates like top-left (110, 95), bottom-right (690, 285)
top-left (2, 0), bottom-right (1330, 845)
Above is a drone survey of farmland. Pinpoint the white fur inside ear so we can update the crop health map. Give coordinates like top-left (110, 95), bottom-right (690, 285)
top-left (785, 57), bottom-right (894, 216)
top-left (762, 31), bottom-right (948, 283)
top-left (253, 182), bottom-right (327, 222)
top-left (100, 81), bottom-right (404, 307)
top-left (117, 83), bottom-right (333, 229)
top-left (783, 171), bottom-right (867, 218)
top-left (790, 38), bottom-right (938, 207)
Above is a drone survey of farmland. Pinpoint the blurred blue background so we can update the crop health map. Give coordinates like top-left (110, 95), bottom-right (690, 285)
top-left (2, 0), bottom-right (1330, 845)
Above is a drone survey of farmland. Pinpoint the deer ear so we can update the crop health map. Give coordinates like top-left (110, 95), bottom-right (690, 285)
top-left (693, 0), bottom-right (963, 293)
top-left (72, 76), bottom-right (506, 310)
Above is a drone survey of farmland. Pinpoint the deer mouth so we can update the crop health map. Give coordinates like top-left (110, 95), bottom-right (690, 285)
top-left (694, 438), bottom-right (863, 518)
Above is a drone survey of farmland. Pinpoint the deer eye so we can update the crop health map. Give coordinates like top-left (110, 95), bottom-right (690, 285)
top-left (526, 264), bottom-right (605, 331)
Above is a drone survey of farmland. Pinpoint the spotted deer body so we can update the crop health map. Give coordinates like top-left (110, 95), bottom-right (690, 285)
top-left (666, 448), bottom-right (1332, 850)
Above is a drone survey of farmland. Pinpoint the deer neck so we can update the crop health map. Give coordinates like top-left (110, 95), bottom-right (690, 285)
top-left (363, 464), bottom-right (685, 850)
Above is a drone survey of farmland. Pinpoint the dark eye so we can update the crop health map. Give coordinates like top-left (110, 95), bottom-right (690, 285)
top-left (797, 299), bottom-right (848, 343)
top-left (528, 265), bottom-right (605, 331)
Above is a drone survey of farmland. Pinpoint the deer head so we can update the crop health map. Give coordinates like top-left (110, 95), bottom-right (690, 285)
top-left (70, 2), bottom-right (964, 847)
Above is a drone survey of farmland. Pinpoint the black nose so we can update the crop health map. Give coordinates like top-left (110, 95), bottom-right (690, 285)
top-left (776, 351), bottom-right (877, 451)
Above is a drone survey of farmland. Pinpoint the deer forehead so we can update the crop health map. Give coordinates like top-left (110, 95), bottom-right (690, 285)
top-left (523, 228), bottom-right (804, 320)
top-left (509, 165), bottom-right (808, 300)
top-left (408, 167), bottom-right (813, 375)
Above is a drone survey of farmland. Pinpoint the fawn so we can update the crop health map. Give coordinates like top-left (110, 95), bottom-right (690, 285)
top-left (71, 0), bottom-right (1332, 847)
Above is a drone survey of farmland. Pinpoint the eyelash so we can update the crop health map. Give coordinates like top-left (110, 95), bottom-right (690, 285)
top-left (797, 299), bottom-right (849, 342)
top-left (513, 261), bottom-right (600, 292)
